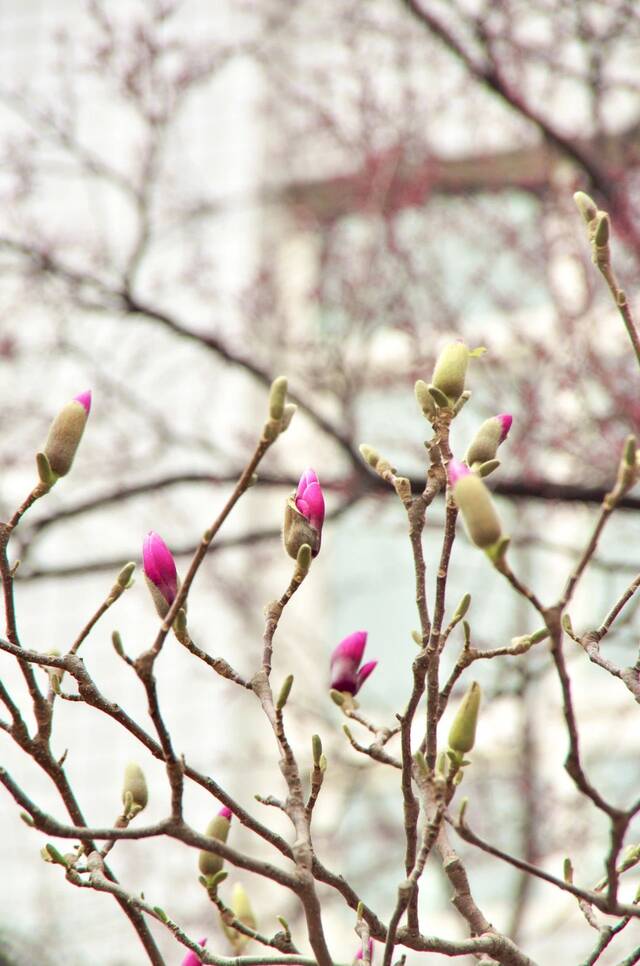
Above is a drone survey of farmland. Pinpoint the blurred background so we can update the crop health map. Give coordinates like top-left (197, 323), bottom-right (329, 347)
top-left (0, 0), bottom-right (639, 963)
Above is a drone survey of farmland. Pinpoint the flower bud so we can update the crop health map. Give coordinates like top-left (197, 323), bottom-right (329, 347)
top-left (224, 883), bottom-right (257, 949)
top-left (122, 762), bottom-right (148, 817)
top-left (465, 414), bottom-right (512, 468)
top-left (330, 631), bottom-right (377, 695)
top-left (283, 469), bottom-right (324, 559)
top-left (143, 531), bottom-right (179, 617)
top-left (181, 938), bottom-right (207, 966)
top-left (448, 681), bottom-right (481, 753)
top-left (431, 342), bottom-right (469, 404)
top-left (43, 391), bottom-right (92, 479)
top-left (269, 376), bottom-right (288, 421)
top-left (573, 190), bottom-right (598, 224)
top-left (199, 807), bottom-right (232, 878)
top-left (448, 460), bottom-right (502, 549)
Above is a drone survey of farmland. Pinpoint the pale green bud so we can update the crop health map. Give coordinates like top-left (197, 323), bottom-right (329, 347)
top-left (451, 472), bottom-right (502, 549)
top-left (448, 681), bottom-right (481, 754)
top-left (573, 191), bottom-right (598, 224)
top-left (43, 396), bottom-right (91, 479)
top-left (269, 376), bottom-right (288, 421)
top-left (199, 810), bottom-right (232, 877)
top-left (122, 762), bottom-right (148, 817)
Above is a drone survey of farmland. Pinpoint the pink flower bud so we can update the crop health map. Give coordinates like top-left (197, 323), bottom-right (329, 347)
top-left (43, 391), bottom-right (92, 478)
top-left (330, 631), bottom-right (377, 695)
top-left (181, 938), bottom-right (207, 966)
top-left (74, 390), bottom-right (92, 414)
top-left (447, 459), bottom-right (471, 488)
top-left (496, 413), bottom-right (512, 443)
top-left (143, 531), bottom-right (178, 617)
top-left (283, 469), bottom-right (325, 559)
top-left (218, 806), bottom-right (232, 821)
top-left (295, 468), bottom-right (325, 532)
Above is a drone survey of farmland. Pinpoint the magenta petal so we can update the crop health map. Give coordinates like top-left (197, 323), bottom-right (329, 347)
top-left (296, 468), bottom-right (318, 501)
top-left (303, 481), bottom-right (325, 530)
top-left (330, 656), bottom-right (359, 693)
top-left (295, 497), bottom-right (311, 518)
top-left (355, 660), bottom-right (377, 694)
top-left (74, 390), bottom-right (92, 414)
top-left (332, 631), bottom-right (367, 667)
top-left (496, 413), bottom-right (513, 443)
top-left (143, 531), bottom-right (178, 605)
top-left (217, 806), bottom-right (232, 820)
top-left (447, 458), bottom-right (470, 487)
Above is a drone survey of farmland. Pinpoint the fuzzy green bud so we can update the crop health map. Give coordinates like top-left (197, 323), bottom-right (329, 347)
top-left (43, 394), bottom-right (91, 479)
top-left (276, 674), bottom-right (294, 710)
top-left (449, 467), bottom-right (503, 549)
top-left (224, 883), bottom-right (257, 950)
top-left (199, 810), bottom-right (232, 878)
top-left (466, 414), bottom-right (512, 468)
top-left (269, 376), bottom-right (288, 421)
top-left (312, 734), bottom-right (323, 767)
top-left (295, 543), bottom-right (312, 578)
top-left (573, 191), bottom-right (598, 224)
top-left (448, 681), bottom-right (481, 754)
top-left (594, 211), bottom-right (610, 247)
top-left (122, 762), bottom-right (148, 817)
top-left (432, 342), bottom-right (469, 403)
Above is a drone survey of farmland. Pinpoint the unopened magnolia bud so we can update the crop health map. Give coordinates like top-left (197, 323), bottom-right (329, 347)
top-left (122, 763), bottom-right (148, 817)
top-left (283, 469), bottom-right (324, 559)
top-left (199, 808), bottom-right (232, 878)
top-left (223, 883), bottom-right (256, 950)
top-left (143, 532), bottom-right (179, 617)
top-left (414, 380), bottom-right (436, 418)
top-left (448, 682), bottom-right (481, 754)
top-left (232, 882), bottom-right (256, 929)
top-left (573, 191), bottom-right (598, 224)
top-left (43, 391), bottom-right (92, 479)
top-left (465, 414), bottom-right (512, 468)
top-left (448, 460), bottom-right (503, 549)
top-left (269, 376), bottom-right (287, 421)
top-left (431, 342), bottom-right (469, 404)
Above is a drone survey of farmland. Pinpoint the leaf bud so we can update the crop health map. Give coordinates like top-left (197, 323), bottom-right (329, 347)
top-left (414, 379), bottom-right (436, 418)
top-left (269, 376), bottom-right (288, 421)
top-left (448, 681), bottom-right (481, 754)
top-left (573, 191), bottom-right (598, 224)
top-left (276, 674), bottom-right (294, 710)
